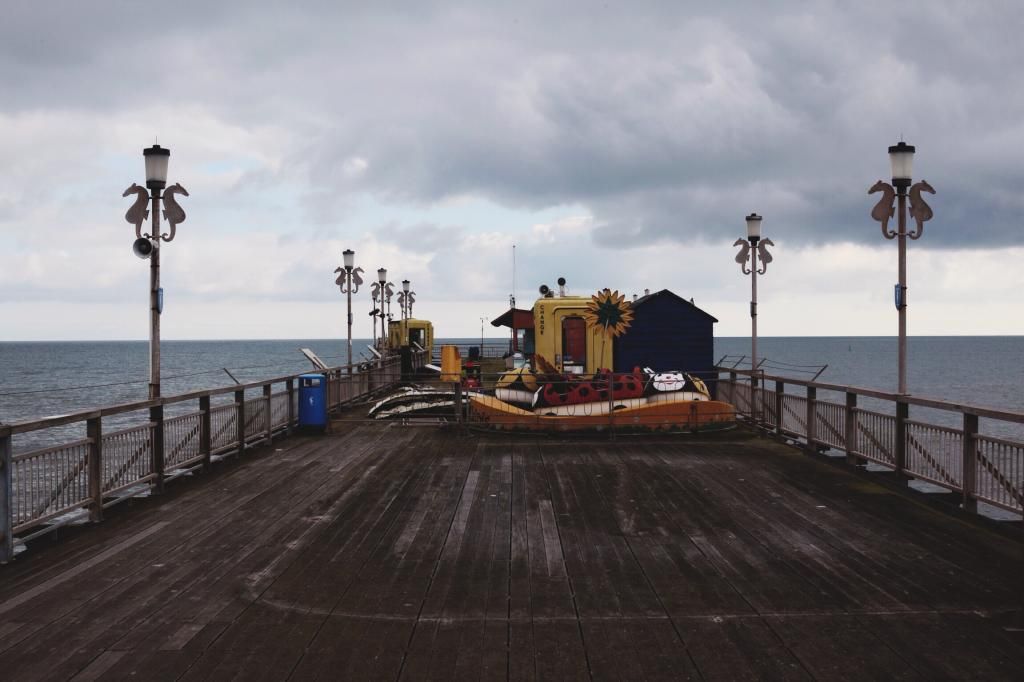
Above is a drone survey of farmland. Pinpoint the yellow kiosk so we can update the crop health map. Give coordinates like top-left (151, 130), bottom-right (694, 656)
top-left (388, 318), bottom-right (434, 356)
top-left (531, 295), bottom-right (613, 374)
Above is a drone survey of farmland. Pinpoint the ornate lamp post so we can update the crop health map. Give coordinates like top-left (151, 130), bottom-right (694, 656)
top-left (869, 141), bottom-right (935, 394)
top-left (123, 144), bottom-right (189, 399)
top-left (406, 285), bottom-right (416, 318)
top-left (383, 277), bottom-right (395, 350)
top-left (334, 249), bottom-right (363, 371)
top-left (370, 273), bottom-right (381, 350)
top-left (733, 213), bottom-right (774, 384)
top-left (397, 279), bottom-right (415, 347)
top-left (376, 268), bottom-right (388, 352)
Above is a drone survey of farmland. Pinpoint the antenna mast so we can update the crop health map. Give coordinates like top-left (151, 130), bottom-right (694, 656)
top-left (510, 244), bottom-right (517, 351)
top-left (511, 243), bottom-right (516, 308)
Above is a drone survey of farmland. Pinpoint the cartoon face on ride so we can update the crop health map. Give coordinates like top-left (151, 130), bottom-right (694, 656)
top-left (651, 371), bottom-right (687, 392)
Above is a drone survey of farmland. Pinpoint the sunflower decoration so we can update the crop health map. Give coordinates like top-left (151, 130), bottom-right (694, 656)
top-left (583, 288), bottom-right (634, 338)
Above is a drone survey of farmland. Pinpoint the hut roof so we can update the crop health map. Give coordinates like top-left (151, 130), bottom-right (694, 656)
top-left (631, 289), bottom-right (718, 323)
top-left (490, 307), bottom-right (535, 329)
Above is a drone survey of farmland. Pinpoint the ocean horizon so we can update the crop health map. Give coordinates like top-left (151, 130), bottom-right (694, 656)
top-left (1, 335), bottom-right (1021, 442)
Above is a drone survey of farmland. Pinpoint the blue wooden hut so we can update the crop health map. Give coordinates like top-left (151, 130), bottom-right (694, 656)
top-left (613, 289), bottom-right (717, 378)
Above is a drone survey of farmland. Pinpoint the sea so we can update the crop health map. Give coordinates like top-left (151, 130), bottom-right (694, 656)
top-left (0, 336), bottom-right (1021, 445)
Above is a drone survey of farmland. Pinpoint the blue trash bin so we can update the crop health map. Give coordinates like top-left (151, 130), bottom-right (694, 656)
top-left (297, 373), bottom-right (328, 430)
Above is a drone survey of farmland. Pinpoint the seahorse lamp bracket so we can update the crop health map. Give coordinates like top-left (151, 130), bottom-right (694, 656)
top-left (868, 180), bottom-right (897, 239)
top-left (907, 180), bottom-right (935, 240)
top-left (869, 179), bottom-right (935, 240)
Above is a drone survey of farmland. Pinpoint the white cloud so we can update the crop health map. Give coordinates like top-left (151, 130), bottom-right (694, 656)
top-left (1, 2), bottom-right (1023, 340)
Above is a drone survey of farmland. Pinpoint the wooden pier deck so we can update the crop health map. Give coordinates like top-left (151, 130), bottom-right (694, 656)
top-left (0, 421), bottom-right (1021, 680)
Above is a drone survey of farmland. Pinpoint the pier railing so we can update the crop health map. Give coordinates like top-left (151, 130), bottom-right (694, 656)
top-left (717, 369), bottom-right (1024, 519)
top-left (431, 341), bottom-right (510, 363)
top-left (0, 353), bottom-right (421, 562)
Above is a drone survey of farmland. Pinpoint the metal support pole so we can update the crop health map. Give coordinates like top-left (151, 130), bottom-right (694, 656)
top-left (372, 296), bottom-right (380, 350)
top-left (346, 272), bottom-right (353, 374)
top-left (751, 241), bottom-right (758, 383)
top-left (1, 429), bottom-right (14, 563)
top-left (149, 190), bottom-right (162, 399)
top-left (897, 187), bottom-right (908, 395)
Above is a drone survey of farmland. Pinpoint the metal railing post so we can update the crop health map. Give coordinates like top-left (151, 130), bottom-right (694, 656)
top-left (805, 385), bottom-right (817, 451)
top-left (845, 392), bottom-right (859, 464)
top-left (151, 404), bottom-right (165, 494)
top-left (895, 400), bottom-right (908, 478)
top-left (199, 395), bottom-right (212, 471)
top-left (286, 379), bottom-right (295, 435)
top-left (774, 380), bottom-right (784, 435)
top-left (608, 370), bottom-right (615, 439)
top-left (760, 373), bottom-right (768, 427)
top-left (235, 389), bottom-right (246, 455)
top-left (962, 413), bottom-right (979, 513)
top-left (263, 384), bottom-right (273, 444)
top-left (454, 381), bottom-right (463, 428)
top-left (728, 371), bottom-right (740, 417)
top-left (0, 429), bottom-right (13, 563)
top-left (87, 416), bottom-right (103, 522)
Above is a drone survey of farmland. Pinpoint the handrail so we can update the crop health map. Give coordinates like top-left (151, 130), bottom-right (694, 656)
top-left (5, 359), bottom-right (413, 436)
top-left (0, 350), bottom-right (425, 562)
top-left (719, 366), bottom-right (1024, 424)
top-left (716, 367), bottom-right (1024, 519)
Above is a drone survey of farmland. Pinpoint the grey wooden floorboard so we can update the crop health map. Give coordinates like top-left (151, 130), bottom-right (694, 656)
top-left (0, 425), bottom-right (1020, 681)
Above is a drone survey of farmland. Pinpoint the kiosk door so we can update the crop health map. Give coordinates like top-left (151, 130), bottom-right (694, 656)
top-left (562, 317), bottom-right (587, 372)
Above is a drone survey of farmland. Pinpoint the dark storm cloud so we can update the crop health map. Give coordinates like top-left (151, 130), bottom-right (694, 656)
top-left (4, 1), bottom-right (1024, 247)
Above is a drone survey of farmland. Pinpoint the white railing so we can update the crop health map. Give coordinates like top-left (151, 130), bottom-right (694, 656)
top-left (719, 369), bottom-right (1024, 519)
top-left (0, 352), bottom-right (421, 560)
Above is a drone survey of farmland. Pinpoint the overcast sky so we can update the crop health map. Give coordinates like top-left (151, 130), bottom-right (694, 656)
top-left (1, 0), bottom-right (1022, 341)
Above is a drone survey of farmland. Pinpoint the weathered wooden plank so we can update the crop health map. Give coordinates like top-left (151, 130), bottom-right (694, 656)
top-left (532, 621), bottom-right (590, 680)
top-left (579, 619), bottom-right (647, 680)
top-left (542, 445), bottom-right (625, 621)
top-left (508, 620), bottom-right (536, 682)
top-left (677, 616), bottom-right (811, 680)
top-left (610, 446), bottom-right (752, 615)
top-left (738, 439), bottom-right (1020, 609)
top-left (769, 614), bottom-right (920, 680)
top-left (0, 431), bottom-right (388, 672)
top-left (0, 437), bottom-right (367, 675)
top-left (0, 424), bottom-right (1021, 681)
top-left (629, 617), bottom-right (703, 681)
top-left (851, 612), bottom-right (1024, 680)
